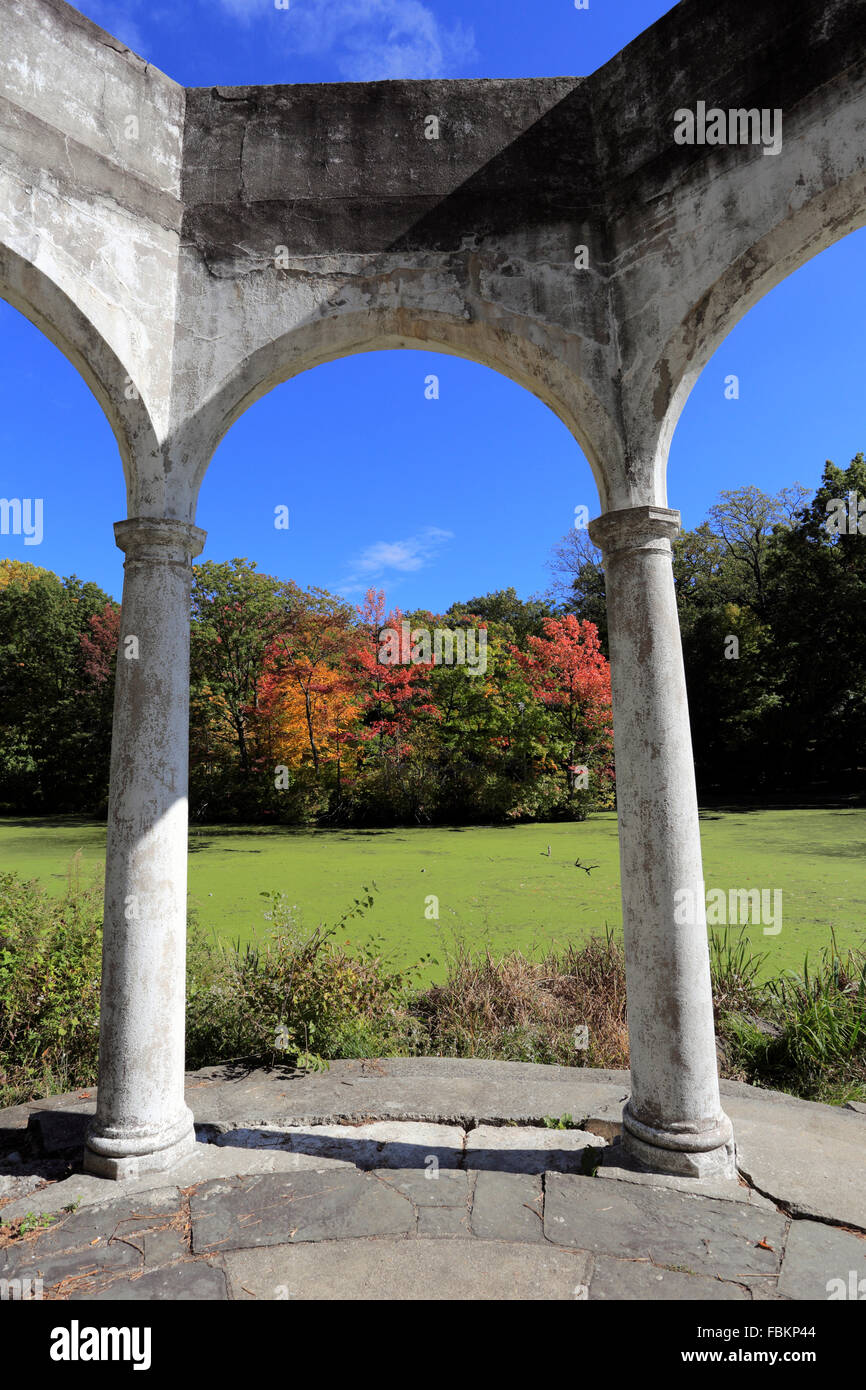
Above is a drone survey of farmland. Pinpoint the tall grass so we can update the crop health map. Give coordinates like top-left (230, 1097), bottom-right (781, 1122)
top-left (413, 929), bottom-right (628, 1067)
top-left (0, 872), bottom-right (103, 1106)
top-left (710, 927), bottom-right (866, 1103)
top-left (1, 875), bottom-right (864, 1108)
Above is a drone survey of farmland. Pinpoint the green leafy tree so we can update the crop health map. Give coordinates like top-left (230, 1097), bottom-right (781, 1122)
top-left (190, 559), bottom-right (298, 778)
top-left (0, 568), bottom-right (118, 811)
top-left (446, 587), bottom-right (554, 645)
top-left (707, 484), bottom-right (808, 616)
top-left (764, 454), bottom-right (866, 786)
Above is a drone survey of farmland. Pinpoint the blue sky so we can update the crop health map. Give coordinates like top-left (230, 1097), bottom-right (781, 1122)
top-left (1, 0), bottom-right (864, 610)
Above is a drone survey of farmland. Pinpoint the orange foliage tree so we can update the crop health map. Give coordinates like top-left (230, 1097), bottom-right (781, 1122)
top-left (515, 615), bottom-right (613, 804)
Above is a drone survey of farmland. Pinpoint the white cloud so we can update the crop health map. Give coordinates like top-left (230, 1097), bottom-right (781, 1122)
top-left (217, 0), bottom-right (476, 80)
top-left (216, 0), bottom-right (265, 22)
top-left (337, 525), bottom-right (453, 593)
top-left (82, 0), bottom-right (477, 79)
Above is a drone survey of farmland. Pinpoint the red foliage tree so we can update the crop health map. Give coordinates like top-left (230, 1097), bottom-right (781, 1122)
top-left (514, 615), bottom-right (613, 797)
top-left (353, 589), bottom-right (437, 757)
top-left (79, 602), bottom-right (120, 685)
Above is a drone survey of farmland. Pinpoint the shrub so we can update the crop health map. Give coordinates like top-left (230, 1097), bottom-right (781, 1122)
top-left (185, 888), bottom-right (427, 1070)
top-left (0, 870), bottom-right (102, 1107)
top-left (711, 928), bottom-right (866, 1104)
top-left (412, 930), bottom-right (629, 1068)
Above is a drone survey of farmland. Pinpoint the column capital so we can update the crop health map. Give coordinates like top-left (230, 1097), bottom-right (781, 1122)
top-left (588, 504), bottom-right (680, 555)
top-left (114, 516), bottom-right (207, 563)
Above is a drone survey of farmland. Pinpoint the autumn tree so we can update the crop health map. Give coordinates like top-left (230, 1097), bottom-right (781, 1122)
top-left (80, 602), bottom-right (120, 686)
top-left (190, 559), bottom-right (297, 776)
top-left (259, 590), bottom-right (359, 799)
top-left (446, 587), bottom-right (554, 644)
top-left (348, 590), bottom-right (439, 823)
top-left (515, 615), bottom-right (613, 812)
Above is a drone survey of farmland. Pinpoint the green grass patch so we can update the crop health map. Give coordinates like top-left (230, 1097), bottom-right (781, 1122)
top-left (1, 808), bottom-right (864, 982)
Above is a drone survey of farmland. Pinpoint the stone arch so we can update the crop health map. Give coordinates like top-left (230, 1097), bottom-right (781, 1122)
top-left (0, 242), bottom-right (162, 512)
top-left (180, 306), bottom-right (622, 519)
top-left (647, 175), bottom-right (866, 504)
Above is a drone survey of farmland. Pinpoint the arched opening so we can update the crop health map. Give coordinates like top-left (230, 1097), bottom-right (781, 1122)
top-left (199, 347), bottom-right (601, 610)
top-left (664, 227), bottom-right (866, 975)
top-left (181, 311), bottom-right (621, 518)
top-left (668, 228), bottom-right (866, 526)
top-left (0, 296), bottom-right (129, 824)
top-left (651, 184), bottom-right (866, 503)
top-left (190, 343), bottom-right (617, 970)
top-left (0, 245), bottom-right (159, 510)
top-left (0, 298), bottom-right (126, 591)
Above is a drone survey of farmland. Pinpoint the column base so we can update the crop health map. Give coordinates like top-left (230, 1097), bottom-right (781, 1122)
top-left (84, 1108), bottom-right (196, 1181)
top-left (621, 1101), bottom-right (737, 1180)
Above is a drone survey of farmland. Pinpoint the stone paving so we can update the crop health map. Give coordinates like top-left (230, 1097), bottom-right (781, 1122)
top-left (1, 1060), bottom-right (864, 1300)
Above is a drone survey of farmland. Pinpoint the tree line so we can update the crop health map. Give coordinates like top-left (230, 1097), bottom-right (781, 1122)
top-left (1, 453), bottom-right (864, 821)
top-left (0, 561), bottom-right (613, 825)
top-left (553, 455), bottom-right (866, 797)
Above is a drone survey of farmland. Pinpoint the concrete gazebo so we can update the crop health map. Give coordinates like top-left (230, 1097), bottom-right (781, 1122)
top-left (2, 0), bottom-right (863, 1180)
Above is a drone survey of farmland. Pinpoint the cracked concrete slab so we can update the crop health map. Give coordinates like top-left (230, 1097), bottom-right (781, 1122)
top-left (181, 1059), bottom-right (633, 1130)
top-left (465, 1124), bottom-right (606, 1173)
top-left (0, 1189), bottom-right (182, 1268)
top-left (373, 1167), bottom-right (472, 1208)
top-left (470, 1171), bottom-right (544, 1242)
top-left (544, 1174), bottom-right (787, 1280)
top-left (211, 1120), bottom-right (466, 1170)
top-left (587, 1254), bottom-right (751, 1300)
top-left (190, 1170), bottom-right (416, 1252)
top-left (417, 1205), bottom-right (473, 1238)
top-left (777, 1220), bottom-right (866, 1301)
top-left (726, 1093), bottom-right (866, 1229)
top-left (0, 1188), bottom-right (185, 1292)
top-left (0, 1232), bottom-right (143, 1288)
top-left (0, 1144), bottom-right (342, 1222)
top-left (2, 1061), bottom-right (864, 1300)
top-left (68, 1261), bottom-right (229, 1301)
top-left (224, 1237), bottom-right (592, 1300)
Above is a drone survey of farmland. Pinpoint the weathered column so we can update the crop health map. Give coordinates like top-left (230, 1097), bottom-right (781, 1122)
top-left (588, 505), bottom-right (735, 1178)
top-left (85, 517), bottom-right (206, 1179)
